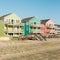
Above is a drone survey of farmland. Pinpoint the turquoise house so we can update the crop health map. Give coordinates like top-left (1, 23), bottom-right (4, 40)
top-left (22, 17), bottom-right (40, 35)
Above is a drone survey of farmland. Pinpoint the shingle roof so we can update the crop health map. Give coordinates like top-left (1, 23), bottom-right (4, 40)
top-left (55, 24), bottom-right (60, 27)
top-left (0, 13), bottom-right (12, 20)
top-left (40, 19), bottom-right (50, 25)
top-left (22, 16), bottom-right (34, 23)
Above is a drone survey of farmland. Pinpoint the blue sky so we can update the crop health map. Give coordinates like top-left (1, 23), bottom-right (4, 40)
top-left (0, 0), bottom-right (60, 24)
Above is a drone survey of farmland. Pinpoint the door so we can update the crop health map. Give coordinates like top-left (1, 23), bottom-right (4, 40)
top-left (24, 22), bottom-right (30, 35)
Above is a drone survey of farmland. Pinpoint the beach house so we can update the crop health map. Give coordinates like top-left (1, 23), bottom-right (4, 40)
top-left (40, 19), bottom-right (56, 37)
top-left (22, 16), bottom-right (40, 35)
top-left (0, 13), bottom-right (24, 37)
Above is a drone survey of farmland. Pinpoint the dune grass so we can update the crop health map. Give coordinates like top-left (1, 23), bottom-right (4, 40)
top-left (0, 39), bottom-right (60, 60)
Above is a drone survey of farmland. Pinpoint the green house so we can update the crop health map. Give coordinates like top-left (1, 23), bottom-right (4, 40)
top-left (22, 17), bottom-right (40, 35)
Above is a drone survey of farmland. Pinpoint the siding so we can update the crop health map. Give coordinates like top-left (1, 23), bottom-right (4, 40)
top-left (0, 20), bottom-right (5, 36)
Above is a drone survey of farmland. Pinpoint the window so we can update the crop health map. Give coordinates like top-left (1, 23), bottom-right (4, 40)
top-left (30, 27), bottom-right (33, 29)
top-left (11, 19), bottom-right (14, 24)
top-left (38, 27), bottom-right (40, 29)
top-left (34, 27), bottom-right (36, 29)
top-left (34, 22), bottom-right (36, 24)
top-left (5, 19), bottom-right (10, 23)
top-left (8, 33), bottom-right (13, 36)
top-left (49, 24), bottom-right (51, 27)
top-left (57, 29), bottom-right (60, 31)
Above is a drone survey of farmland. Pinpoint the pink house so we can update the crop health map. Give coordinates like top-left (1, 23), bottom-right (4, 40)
top-left (40, 19), bottom-right (56, 37)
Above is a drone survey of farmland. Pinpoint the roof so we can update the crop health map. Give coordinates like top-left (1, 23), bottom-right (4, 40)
top-left (0, 13), bottom-right (12, 20)
top-left (40, 19), bottom-right (50, 25)
top-left (55, 24), bottom-right (60, 27)
top-left (22, 16), bottom-right (34, 23)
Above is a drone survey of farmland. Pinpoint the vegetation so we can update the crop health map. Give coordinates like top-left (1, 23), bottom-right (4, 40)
top-left (0, 38), bottom-right (60, 60)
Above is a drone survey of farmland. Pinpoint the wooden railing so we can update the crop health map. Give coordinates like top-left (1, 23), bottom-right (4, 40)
top-left (4, 22), bottom-right (24, 26)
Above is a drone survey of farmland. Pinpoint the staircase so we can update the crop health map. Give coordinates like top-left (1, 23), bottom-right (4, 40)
top-left (34, 33), bottom-right (42, 41)
top-left (39, 33), bottom-right (47, 40)
top-left (18, 33), bottom-right (47, 41)
top-left (34, 33), bottom-right (46, 41)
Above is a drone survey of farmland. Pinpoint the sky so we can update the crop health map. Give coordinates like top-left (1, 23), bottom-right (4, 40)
top-left (0, 0), bottom-right (60, 24)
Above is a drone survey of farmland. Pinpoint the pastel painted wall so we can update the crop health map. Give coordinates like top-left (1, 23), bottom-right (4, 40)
top-left (4, 13), bottom-right (22, 22)
top-left (29, 17), bottom-right (39, 23)
top-left (29, 17), bottom-right (40, 33)
top-left (40, 25), bottom-right (47, 36)
top-left (0, 20), bottom-right (5, 36)
top-left (8, 27), bottom-right (13, 31)
top-left (46, 20), bottom-right (55, 27)
top-left (41, 20), bottom-right (55, 36)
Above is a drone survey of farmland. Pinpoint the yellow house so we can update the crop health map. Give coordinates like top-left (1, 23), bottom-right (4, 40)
top-left (0, 13), bottom-right (24, 37)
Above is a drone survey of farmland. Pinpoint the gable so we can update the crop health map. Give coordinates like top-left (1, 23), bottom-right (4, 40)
top-left (4, 13), bottom-right (21, 21)
top-left (46, 20), bottom-right (55, 28)
top-left (22, 17), bottom-right (40, 23)
top-left (29, 17), bottom-right (40, 23)
top-left (46, 20), bottom-right (54, 25)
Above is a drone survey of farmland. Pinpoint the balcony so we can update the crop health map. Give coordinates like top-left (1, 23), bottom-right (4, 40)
top-left (4, 30), bottom-right (13, 33)
top-left (4, 22), bottom-right (24, 26)
top-left (30, 23), bottom-right (40, 27)
top-left (13, 30), bottom-right (24, 33)
top-left (4, 30), bottom-right (24, 33)
top-left (46, 24), bottom-right (56, 29)
top-left (30, 29), bottom-right (41, 33)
